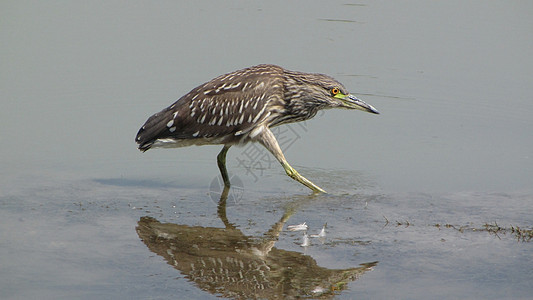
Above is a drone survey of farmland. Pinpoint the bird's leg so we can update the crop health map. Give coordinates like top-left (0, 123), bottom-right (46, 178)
top-left (256, 127), bottom-right (326, 193)
top-left (217, 184), bottom-right (237, 229)
top-left (280, 162), bottom-right (326, 193)
top-left (217, 145), bottom-right (231, 187)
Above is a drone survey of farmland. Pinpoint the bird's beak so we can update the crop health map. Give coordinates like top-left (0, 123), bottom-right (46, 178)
top-left (336, 94), bottom-right (380, 114)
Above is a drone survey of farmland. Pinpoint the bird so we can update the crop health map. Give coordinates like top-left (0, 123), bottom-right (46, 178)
top-left (135, 64), bottom-right (379, 193)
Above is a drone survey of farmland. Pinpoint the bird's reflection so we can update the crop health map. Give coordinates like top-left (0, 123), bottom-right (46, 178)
top-left (136, 185), bottom-right (377, 299)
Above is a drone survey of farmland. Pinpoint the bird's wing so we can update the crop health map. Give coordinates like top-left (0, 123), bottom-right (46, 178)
top-left (136, 66), bottom-right (285, 150)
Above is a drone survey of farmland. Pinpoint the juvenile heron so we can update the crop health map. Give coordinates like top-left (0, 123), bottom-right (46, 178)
top-left (136, 64), bottom-right (379, 193)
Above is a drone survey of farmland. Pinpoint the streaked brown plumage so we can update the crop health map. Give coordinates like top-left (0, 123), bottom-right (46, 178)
top-left (136, 64), bottom-right (379, 193)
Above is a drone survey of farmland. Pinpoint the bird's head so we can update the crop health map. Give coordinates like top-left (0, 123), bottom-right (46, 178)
top-left (326, 86), bottom-right (379, 114)
top-left (287, 71), bottom-right (380, 115)
top-left (315, 75), bottom-right (379, 114)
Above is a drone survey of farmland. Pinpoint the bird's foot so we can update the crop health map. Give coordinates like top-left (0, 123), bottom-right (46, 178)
top-left (284, 166), bottom-right (326, 193)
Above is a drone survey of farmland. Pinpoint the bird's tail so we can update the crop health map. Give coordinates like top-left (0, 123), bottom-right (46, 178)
top-left (136, 125), bottom-right (155, 152)
top-left (137, 140), bottom-right (153, 152)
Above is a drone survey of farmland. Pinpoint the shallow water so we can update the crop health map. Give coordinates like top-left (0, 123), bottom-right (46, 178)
top-left (2, 174), bottom-right (531, 299)
top-left (1, 1), bottom-right (532, 299)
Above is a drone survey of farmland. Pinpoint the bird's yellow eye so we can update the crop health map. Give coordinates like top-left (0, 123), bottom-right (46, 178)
top-left (331, 87), bottom-right (340, 95)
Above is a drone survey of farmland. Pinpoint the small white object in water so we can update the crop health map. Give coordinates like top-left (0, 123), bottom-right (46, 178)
top-left (311, 286), bottom-right (326, 295)
top-left (310, 223), bottom-right (327, 238)
top-left (287, 222), bottom-right (308, 231)
top-left (301, 232), bottom-right (310, 247)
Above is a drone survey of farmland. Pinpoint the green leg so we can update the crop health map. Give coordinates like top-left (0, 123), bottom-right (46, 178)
top-left (217, 184), bottom-right (237, 229)
top-left (256, 126), bottom-right (326, 193)
top-left (217, 145), bottom-right (231, 187)
top-left (281, 161), bottom-right (326, 193)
